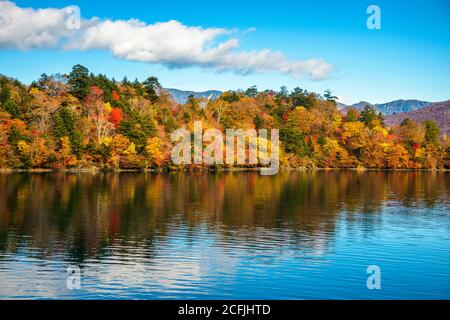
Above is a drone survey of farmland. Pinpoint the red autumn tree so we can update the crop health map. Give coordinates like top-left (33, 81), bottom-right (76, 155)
top-left (112, 90), bottom-right (120, 102)
top-left (109, 108), bottom-right (123, 129)
top-left (87, 86), bottom-right (103, 101)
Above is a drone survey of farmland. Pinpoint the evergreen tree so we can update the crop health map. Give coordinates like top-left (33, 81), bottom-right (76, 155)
top-left (54, 107), bottom-right (82, 155)
top-left (118, 113), bottom-right (157, 152)
top-left (423, 120), bottom-right (440, 145)
top-left (143, 76), bottom-right (161, 102)
top-left (324, 89), bottom-right (338, 105)
top-left (245, 85), bottom-right (258, 97)
top-left (68, 64), bottom-right (91, 100)
top-left (360, 105), bottom-right (381, 128)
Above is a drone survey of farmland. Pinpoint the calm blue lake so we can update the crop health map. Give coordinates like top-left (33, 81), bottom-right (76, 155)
top-left (0, 172), bottom-right (449, 299)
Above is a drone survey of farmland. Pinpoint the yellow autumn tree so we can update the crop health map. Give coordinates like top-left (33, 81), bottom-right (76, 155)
top-left (342, 122), bottom-right (371, 154)
top-left (319, 138), bottom-right (353, 168)
top-left (58, 136), bottom-right (78, 167)
top-left (108, 134), bottom-right (140, 168)
top-left (145, 137), bottom-right (165, 167)
top-left (17, 138), bottom-right (52, 168)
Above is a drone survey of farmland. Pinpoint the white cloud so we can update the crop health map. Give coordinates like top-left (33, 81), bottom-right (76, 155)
top-left (0, 1), bottom-right (333, 80)
top-left (0, 1), bottom-right (80, 49)
top-left (242, 27), bottom-right (257, 34)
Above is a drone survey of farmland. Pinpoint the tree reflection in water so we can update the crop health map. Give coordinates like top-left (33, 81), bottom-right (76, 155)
top-left (0, 172), bottom-right (448, 263)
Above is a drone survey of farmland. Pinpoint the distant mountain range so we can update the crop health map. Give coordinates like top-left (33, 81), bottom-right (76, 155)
top-left (166, 88), bottom-right (222, 104)
top-left (384, 100), bottom-right (450, 136)
top-left (340, 99), bottom-right (432, 115)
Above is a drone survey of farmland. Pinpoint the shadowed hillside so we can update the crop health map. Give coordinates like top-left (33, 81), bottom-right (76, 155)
top-left (385, 101), bottom-right (450, 136)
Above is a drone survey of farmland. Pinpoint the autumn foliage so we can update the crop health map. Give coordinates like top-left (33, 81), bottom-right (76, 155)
top-left (109, 108), bottom-right (122, 128)
top-left (0, 65), bottom-right (448, 170)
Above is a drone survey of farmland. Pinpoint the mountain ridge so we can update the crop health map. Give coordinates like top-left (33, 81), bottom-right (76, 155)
top-left (340, 99), bottom-right (432, 115)
top-left (384, 100), bottom-right (450, 136)
top-left (165, 88), bottom-right (222, 104)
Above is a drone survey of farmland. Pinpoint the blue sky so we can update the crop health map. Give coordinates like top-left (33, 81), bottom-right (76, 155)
top-left (0, 0), bottom-right (449, 104)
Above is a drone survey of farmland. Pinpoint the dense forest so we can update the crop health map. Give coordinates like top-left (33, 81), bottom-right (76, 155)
top-left (0, 65), bottom-right (448, 170)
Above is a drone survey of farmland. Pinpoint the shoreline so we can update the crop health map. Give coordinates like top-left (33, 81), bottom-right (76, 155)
top-left (0, 167), bottom-right (448, 173)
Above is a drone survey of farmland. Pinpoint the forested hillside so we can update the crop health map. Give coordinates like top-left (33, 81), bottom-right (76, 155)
top-left (0, 65), bottom-right (448, 170)
top-left (385, 101), bottom-right (450, 136)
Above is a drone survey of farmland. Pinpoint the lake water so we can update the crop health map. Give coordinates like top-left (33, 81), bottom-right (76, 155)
top-left (0, 172), bottom-right (449, 299)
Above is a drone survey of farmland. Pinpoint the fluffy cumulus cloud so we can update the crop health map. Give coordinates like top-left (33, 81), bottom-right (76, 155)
top-left (0, 1), bottom-right (81, 49)
top-left (0, 1), bottom-right (333, 80)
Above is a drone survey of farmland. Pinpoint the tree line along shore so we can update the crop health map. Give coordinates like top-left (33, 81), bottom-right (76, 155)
top-left (0, 65), bottom-right (449, 171)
